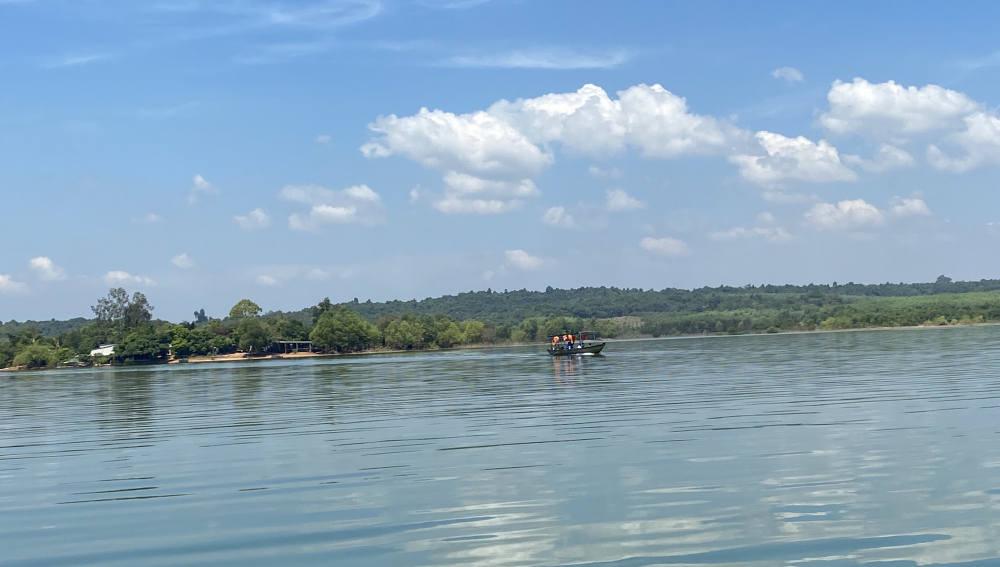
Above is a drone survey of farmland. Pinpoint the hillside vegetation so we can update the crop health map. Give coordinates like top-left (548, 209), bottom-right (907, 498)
top-left (4, 276), bottom-right (1000, 369)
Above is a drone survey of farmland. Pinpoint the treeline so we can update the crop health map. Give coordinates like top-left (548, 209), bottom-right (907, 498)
top-left (0, 290), bottom-right (621, 370)
top-left (298, 275), bottom-right (1000, 326)
top-left (7, 276), bottom-right (1000, 370)
top-left (641, 292), bottom-right (1000, 336)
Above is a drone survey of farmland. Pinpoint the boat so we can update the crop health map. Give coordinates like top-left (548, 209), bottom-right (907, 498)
top-left (547, 331), bottom-right (605, 356)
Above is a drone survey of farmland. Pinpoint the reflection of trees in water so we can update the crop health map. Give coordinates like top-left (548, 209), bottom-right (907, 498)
top-left (312, 363), bottom-right (368, 424)
top-left (95, 369), bottom-right (155, 436)
top-left (232, 370), bottom-right (264, 412)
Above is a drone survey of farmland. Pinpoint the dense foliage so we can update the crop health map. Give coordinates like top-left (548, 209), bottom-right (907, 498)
top-left (5, 276), bottom-right (1000, 370)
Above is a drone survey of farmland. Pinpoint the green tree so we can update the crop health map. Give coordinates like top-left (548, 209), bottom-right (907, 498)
top-left (116, 328), bottom-right (171, 362)
top-left (310, 298), bottom-right (334, 324)
top-left (91, 288), bottom-right (154, 342)
top-left (12, 344), bottom-right (55, 368)
top-left (229, 299), bottom-right (262, 320)
top-left (235, 316), bottom-right (271, 353)
top-left (270, 317), bottom-right (309, 341)
top-left (435, 322), bottom-right (464, 348)
top-left (383, 319), bottom-right (424, 350)
top-left (461, 320), bottom-right (485, 343)
top-left (310, 306), bottom-right (379, 353)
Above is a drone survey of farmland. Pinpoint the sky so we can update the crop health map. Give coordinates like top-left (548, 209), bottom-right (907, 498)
top-left (3, 0), bottom-right (1000, 322)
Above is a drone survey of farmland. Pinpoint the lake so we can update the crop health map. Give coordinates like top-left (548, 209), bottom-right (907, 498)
top-left (2, 326), bottom-right (1000, 566)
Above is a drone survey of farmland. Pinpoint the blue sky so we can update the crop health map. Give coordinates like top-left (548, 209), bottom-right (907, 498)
top-left (3, 0), bottom-right (1000, 321)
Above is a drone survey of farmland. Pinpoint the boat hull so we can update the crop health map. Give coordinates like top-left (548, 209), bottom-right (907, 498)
top-left (548, 342), bottom-right (605, 356)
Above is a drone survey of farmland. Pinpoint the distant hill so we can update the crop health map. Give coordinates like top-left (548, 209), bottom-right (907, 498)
top-left (8, 276), bottom-right (1000, 335)
top-left (0, 317), bottom-right (92, 337)
top-left (302, 275), bottom-right (1000, 326)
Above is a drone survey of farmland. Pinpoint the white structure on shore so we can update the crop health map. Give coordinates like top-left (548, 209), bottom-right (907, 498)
top-left (90, 344), bottom-right (115, 357)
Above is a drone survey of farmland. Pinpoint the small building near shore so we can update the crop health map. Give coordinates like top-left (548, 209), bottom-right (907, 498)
top-left (274, 341), bottom-right (313, 354)
top-left (90, 344), bottom-right (115, 357)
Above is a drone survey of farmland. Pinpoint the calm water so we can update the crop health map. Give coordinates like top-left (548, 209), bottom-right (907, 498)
top-left (2, 327), bottom-right (1000, 566)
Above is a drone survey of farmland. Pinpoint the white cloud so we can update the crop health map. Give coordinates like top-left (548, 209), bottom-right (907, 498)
top-left (362, 107), bottom-right (552, 179)
top-left (235, 208), bottom-right (271, 230)
top-left (772, 67), bottom-right (804, 83)
top-left (0, 275), bottom-right (28, 294)
top-left (804, 199), bottom-right (885, 230)
top-left (729, 131), bottom-right (857, 186)
top-left (605, 188), bottom-right (645, 212)
top-left (927, 112), bottom-right (1000, 172)
top-left (482, 270), bottom-right (494, 281)
top-left (281, 184), bottom-right (384, 230)
top-left (757, 212), bottom-right (775, 223)
top-left (588, 164), bottom-right (622, 179)
top-left (28, 257), bottom-right (66, 281)
top-left (431, 172), bottom-right (538, 214)
top-left (639, 236), bottom-right (691, 256)
top-left (843, 144), bottom-right (915, 172)
top-left (315, 134), bottom-right (332, 143)
top-left (441, 48), bottom-right (628, 70)
top-left (819, 78), bottom-right (979, 138)
top-left (103, 271), bottom-right (155, 286)
top-left (890, 196), bottom-right (931, 217)
top-left (172, 253), bottom-right (195, 269)
top-left (505, 249), bottom-right (543, 270)
top-left (188, 174), bottom-right (219, 204)
top-left (711, 226), bottom-right (792, 243)
top-left (131, 213), bottom-right (162, 224)
top-left (542, 206), bottom-right (576, 228)
top-left (491, 83), bottom-right (742, 159)
top-left (256, 275), bottom-right (278, 286)
top-left (363, 83), bottom-right (751, 213)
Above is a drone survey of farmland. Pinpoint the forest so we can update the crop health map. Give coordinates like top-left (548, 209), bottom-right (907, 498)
top-left (3, 275), bottom-right (1000, 369)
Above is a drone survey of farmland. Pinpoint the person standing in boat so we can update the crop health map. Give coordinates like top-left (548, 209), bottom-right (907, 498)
top-left (567, 333), bottom-right (575, 349)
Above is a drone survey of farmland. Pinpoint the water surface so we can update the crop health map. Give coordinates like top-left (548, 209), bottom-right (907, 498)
top-left (2, 327), bottom-right (1000, 566)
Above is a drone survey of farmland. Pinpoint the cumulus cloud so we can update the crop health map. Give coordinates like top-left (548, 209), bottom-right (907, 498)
top-left (362, 83), bottom-right (747, 213)
top-left (605, 188), bottom-right (645, 212)
top-left (772, 67), bottom-right (804, 83)
top-left (804, 199), bottom-right (885, 230)
top-left (889, 196), bottom-right (931, 217)
top-left (433, 173), bottom-right (538, 214)
top-left (843, 144), bottom-right (915, 172)
top-left (256, 275), bottom-right (278, 286)
top-left (103, 271), bottom-right (155, 286)
top-left (927, 112), bottom-right (1000, 172)
top-left (819, 78), bottom-right (979, 138)
top-left (491, 83), bottom-right (742, 159)
top-left (361, 107), bottom-right (551, 178)
top-left (235, 208), bottom-right (271, 230)
top-left (505, 249), bottom-right (543, 270)
top-left (542, 206), bottom-right (576, 228)
top-left (28, 257), bottom-right (66, 281)
top-left (188, 174), bottom-right (219, 204)
top-left (729, 131), bottom-right (857, 186)
top-left (172, 253), bottom-right (195, 269)
top-left (639, 236), bottom-right (690, 256)
top-left (280, 184), bottom-right (384, 230)
top-left (0, 274), bottom-right (28, 294)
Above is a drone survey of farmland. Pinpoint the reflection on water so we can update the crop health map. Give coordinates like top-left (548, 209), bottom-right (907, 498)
top-left (2, 326), bottom-right (1000, 566)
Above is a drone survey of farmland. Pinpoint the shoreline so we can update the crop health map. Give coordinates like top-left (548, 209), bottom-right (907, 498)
top-left (2, 321), bottom-right (996, 373)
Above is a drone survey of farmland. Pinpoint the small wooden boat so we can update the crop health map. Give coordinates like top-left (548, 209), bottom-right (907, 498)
top-left (547, 331), bottom-right (605, 356)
